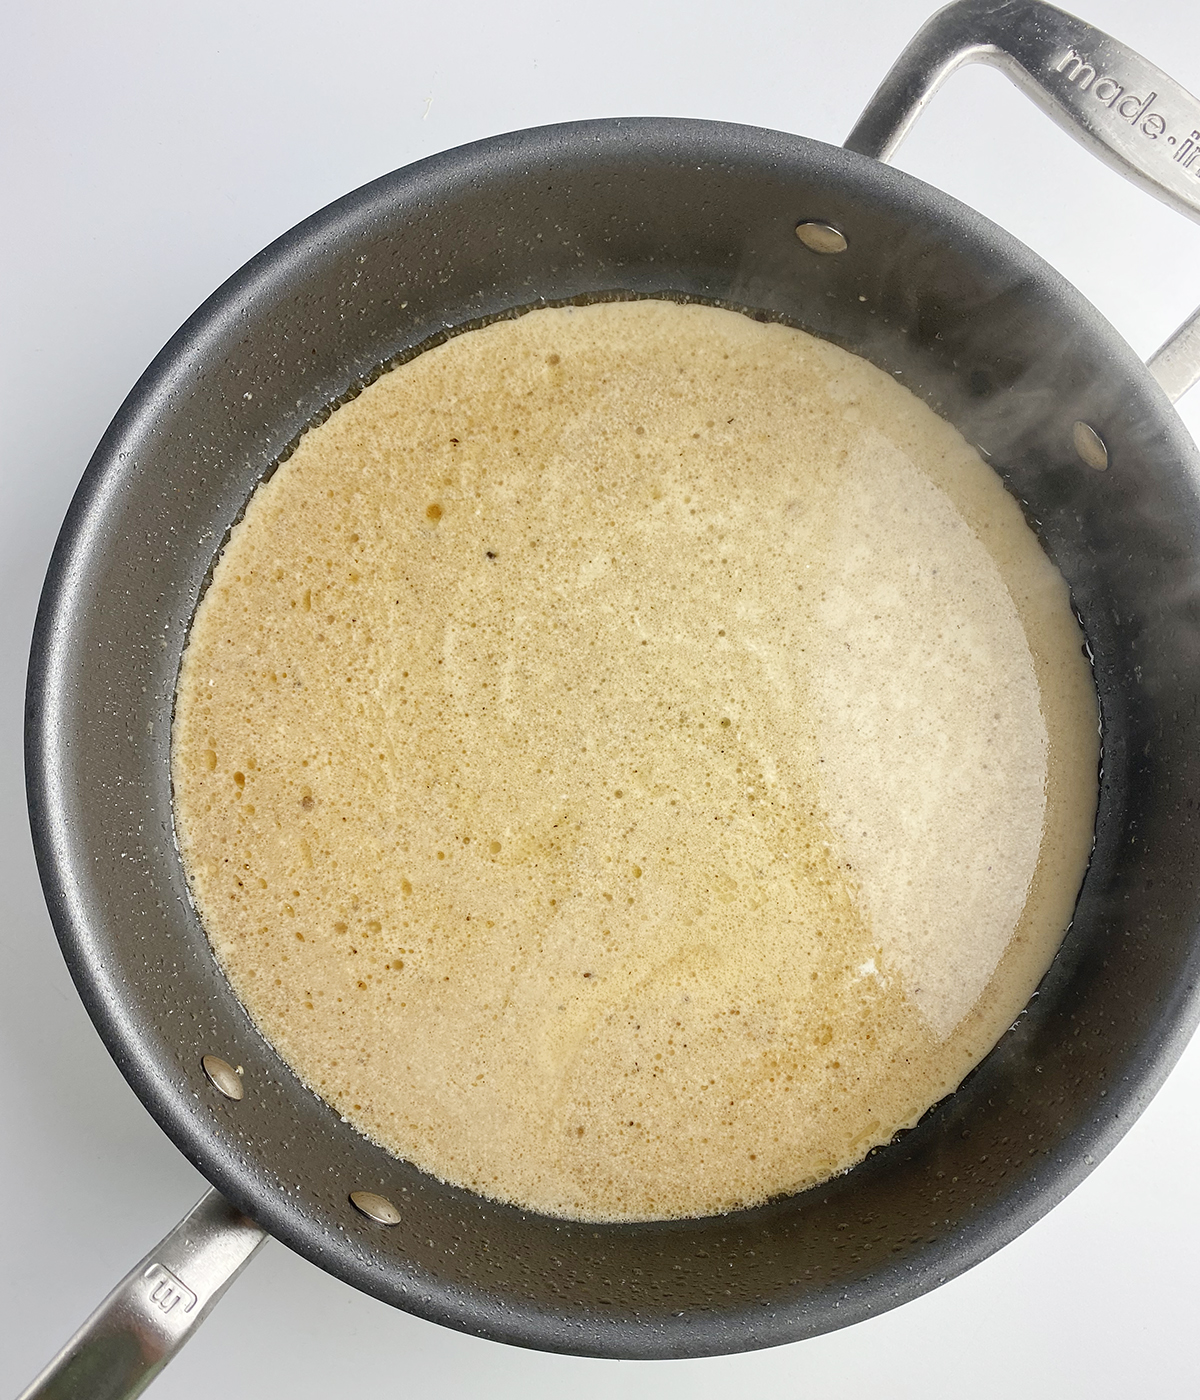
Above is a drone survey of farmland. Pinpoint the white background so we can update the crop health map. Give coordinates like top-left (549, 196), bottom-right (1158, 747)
top-left (3, 1), bottom-right (1199, 1395)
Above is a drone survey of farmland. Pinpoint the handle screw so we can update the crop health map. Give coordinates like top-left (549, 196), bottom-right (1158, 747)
top-left (1072, 420), bottom-right (1109, 470)
top-left (201, 1055), bottom-right (245, 1101)
top-left (350, 1191), bottom-right (402, 1226)
top-left (795, 221), bottom-right (848, 254)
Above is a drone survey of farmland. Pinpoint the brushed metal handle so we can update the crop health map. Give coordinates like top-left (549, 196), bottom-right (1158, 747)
top-left (15, 1190), bottom-right (267, 1400)
top-left (845, 0), bottom-right (1200, 404)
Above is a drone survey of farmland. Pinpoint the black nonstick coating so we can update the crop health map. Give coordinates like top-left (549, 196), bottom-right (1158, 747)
top-left (25, 117), bottom-right (1200, 1359)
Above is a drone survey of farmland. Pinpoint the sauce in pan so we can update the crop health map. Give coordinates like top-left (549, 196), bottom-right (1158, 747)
top-left (172, 300), bottom-right (1097, 1220)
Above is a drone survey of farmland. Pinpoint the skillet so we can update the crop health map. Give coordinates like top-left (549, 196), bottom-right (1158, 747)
top-left (19, 2), bottom-right (1200, 1393)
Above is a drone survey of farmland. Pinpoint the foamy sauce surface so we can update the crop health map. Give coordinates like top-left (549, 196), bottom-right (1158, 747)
top-left (172, 301), bottom-right (1098, 1220)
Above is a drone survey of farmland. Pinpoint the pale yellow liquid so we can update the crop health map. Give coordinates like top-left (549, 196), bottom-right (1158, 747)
top-left (172, 301), bottom-right (1098, 1221)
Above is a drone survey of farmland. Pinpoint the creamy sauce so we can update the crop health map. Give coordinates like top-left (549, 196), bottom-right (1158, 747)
top-left (172, 301), bottom-right (1098, 1221)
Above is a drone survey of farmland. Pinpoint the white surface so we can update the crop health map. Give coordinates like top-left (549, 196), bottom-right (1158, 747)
top-left (3, 1), bottom-right (1199, 1394)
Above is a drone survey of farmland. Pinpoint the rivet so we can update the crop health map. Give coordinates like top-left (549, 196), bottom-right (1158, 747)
top-left (795, 221), bottom-right (848, 254)
top-left (350, 1190), bottom-right (402, 1226)
top-left (201, 1055), bottom-right (244, 1100)
top-left (1072, 420), bottom-right (1108, 470)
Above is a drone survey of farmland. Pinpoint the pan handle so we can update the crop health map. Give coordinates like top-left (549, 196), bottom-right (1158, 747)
top-left (845, 0), bottom-right (1200, 404)
top-left (15, 1189), bottom-right (267, 1400)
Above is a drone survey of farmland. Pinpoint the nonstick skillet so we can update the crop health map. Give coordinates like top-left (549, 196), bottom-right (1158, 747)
top-left (20, 2), bottom-right (1200, 1395)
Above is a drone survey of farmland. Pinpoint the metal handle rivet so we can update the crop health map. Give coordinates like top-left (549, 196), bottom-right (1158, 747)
top-left (201, 1055), bottom-right (245, 1100)
top-left (349, 1191), bottom-right (402, 1226)
top-left (1072, 420), bottom-right (1109, 470)
top-left (795, 221), bottom-right (848, 254)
